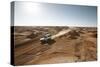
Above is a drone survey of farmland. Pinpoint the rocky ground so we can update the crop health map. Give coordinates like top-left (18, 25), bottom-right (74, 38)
top-left (13, 26), bottom-right (97, 65)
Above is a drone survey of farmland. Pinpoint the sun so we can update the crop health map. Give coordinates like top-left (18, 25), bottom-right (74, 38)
top-left (23, 2), bottom-right (41, 15)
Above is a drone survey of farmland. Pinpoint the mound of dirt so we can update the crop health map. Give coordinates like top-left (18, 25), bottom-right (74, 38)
top-left (67, 30), bottom-right (80, 39)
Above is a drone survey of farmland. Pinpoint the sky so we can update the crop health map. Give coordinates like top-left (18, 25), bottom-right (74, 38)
top-left (14, 1), bottom-right (97, 27)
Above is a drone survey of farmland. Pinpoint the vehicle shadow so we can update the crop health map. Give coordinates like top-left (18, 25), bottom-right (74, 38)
top-left (41, 39), bottom-right (56, 45)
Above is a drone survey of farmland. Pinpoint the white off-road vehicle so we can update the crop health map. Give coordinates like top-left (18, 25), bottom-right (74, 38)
top-left (40, 33), bottom-right (55, 44)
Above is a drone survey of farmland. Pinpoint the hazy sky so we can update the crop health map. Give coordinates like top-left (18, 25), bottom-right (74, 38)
top-left (14, 1), bottom-right (97, 27)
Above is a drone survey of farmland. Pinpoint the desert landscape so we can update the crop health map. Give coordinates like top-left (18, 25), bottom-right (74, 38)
top-left (12, 26), bottom-right (97, 65)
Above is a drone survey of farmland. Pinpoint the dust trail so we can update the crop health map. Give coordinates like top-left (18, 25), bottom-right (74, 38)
top-left (51, 29), bottom-right (71, 39)
top-left (51, 27), bottom-right (76, 39)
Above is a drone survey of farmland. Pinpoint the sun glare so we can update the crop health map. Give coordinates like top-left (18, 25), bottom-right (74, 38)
top-left (23, 2), bottom-right (41, 15)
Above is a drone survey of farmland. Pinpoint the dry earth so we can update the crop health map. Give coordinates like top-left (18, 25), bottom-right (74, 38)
top-left (13, 26), bottom-right (97, 65)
